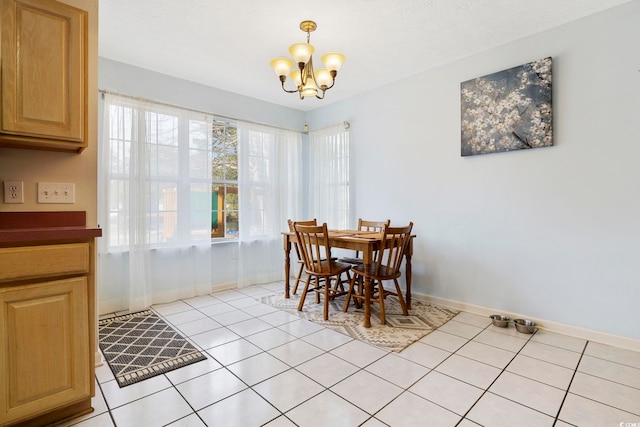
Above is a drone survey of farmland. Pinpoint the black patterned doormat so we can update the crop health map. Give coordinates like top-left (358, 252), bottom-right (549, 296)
top-left (99, 310), bottom-right (206, 387)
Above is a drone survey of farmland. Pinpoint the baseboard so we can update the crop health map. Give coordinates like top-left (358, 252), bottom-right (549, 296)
top-left (98, 297), bottom-right (125, 316)
top-left (211, 282), bottom-right (237, 292)
top-left (98, 282), bottom-right (239, 315)
top-left (413, 292), bottom-right (640, 353)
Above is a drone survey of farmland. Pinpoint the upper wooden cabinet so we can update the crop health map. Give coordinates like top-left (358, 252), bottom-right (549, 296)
top-left (0, 0), bottom-right (96, 153)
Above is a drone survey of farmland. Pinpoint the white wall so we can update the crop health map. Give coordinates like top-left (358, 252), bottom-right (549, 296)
top-left (308, 2), bottom-right (640, 340)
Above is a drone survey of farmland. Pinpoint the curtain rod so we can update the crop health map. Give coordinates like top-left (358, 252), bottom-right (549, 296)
top-left (98, 89), bottom-right (306, 134)
top-left (306, 121), bottom-right (351, 134)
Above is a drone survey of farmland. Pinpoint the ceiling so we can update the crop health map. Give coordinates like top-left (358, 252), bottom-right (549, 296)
top-left (99, 0), bottom-right (630, 112)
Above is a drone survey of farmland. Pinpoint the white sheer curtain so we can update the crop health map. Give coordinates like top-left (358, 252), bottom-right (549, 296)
top-left (236, 121), bottom-right (303, 287)
top-left (98, 93), bottom-right (213, 313)
top-left (309, 123), bottom-right (351, 228)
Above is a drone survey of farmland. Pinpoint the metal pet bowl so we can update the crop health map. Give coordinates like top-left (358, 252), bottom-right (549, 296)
top-left (489, 314), bottom-right (510, 328)
top-left (514, 319), bottom-right (536, 334)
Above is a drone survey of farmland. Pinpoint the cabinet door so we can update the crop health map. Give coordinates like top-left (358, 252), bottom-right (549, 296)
top-left (0, 277), bottom-right (90, 425)
top-left (0, 0), bottom-right (86, 148)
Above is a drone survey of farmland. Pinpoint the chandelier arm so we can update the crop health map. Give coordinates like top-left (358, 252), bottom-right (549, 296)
top-left (326, 70), bottom-right (338, 90)
top-left (278, 75), bottom-right (300, 93)
top-left (281, 82), bottom-right (300, 94)
top-left (320, 78), bottom-right (336, 92)
top-left (315, 90), bottom-right (326, 100)
top-left (317, 69), bottom-right (338, 92)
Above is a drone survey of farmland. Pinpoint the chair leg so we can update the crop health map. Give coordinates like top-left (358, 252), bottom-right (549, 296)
top-left (354, 275), bottom-right (363, 309)
top-left (324, 278), bottom-right (330, 320)
top-left (339, 270), bottom-right (351, 293)
top-left (378, 281), bottom-right (387, 325)
top-left (315, 277), bottom-right (321, 304)
top-left (341, 271), bottom-right (351, 295)
top-left (343, 274), bottom-right (356, 312)
top-left (394, 279), bottom-right (409, 315)
top-left (293, 263), bottom-right (304, 295)
top-left (298, 275), bottom-right (312, 312)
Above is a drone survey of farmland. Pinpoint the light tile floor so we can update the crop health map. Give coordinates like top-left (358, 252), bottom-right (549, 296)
top-left (59, 282), bottom-right (640, 427)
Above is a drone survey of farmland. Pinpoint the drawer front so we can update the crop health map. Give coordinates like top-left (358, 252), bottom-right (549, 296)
top-left (0, 243), bottom-right (89, 282)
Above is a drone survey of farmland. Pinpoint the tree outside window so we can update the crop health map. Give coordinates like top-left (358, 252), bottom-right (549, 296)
top-left (211, 122), bottom-right (239, 239)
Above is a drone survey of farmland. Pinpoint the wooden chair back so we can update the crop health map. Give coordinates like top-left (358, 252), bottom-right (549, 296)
top-left (373, 222), bottom-right (414, 278)
top-left (293, 222), bottom-right (352, 321)
top-left (358, 218), bottom-right (390, 232)
top-left (288, 218), bottom-right (316, 261)
top-left (352, 218), bottom-right (390, 259)
top-left (293, 222), bottom-right (332, 275)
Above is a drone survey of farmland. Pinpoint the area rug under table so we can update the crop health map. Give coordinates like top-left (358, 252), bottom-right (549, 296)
top-left (99, 310), bottom-right (207, 387)
top-left (261, 293), bottom-right (458, 352)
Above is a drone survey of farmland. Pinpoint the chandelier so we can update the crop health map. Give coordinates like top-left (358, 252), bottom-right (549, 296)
top-left (270, 20), bottom-right (345, 100)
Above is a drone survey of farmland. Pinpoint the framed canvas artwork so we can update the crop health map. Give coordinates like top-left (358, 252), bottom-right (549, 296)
top-left (460, 57), bottom-right (553, 156)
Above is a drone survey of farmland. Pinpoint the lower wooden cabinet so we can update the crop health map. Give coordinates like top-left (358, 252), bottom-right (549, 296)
top-left (0, 240), bottom-right (96, 426)
top-left (0, 278), bottom-right (90, 425)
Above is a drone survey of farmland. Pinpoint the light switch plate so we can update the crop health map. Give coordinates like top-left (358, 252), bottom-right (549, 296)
top-left (3, 181), bottom-right (24, 203)
top-left (38, 182), bottom-right (75, 203)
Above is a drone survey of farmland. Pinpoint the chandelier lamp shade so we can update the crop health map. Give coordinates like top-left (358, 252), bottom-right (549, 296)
top-left (270, 20), bottom-right (345, 100)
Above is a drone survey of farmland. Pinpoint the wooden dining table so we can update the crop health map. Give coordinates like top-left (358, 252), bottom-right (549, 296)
top-left (282, 229), bottom-right (414, 328)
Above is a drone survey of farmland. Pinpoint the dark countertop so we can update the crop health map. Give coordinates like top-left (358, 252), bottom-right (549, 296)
top-left (0, 211), bottom-right (102, 243)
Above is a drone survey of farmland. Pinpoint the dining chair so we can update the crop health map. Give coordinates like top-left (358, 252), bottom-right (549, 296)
top-left (343, 222), bottom-right (414, 325)
top-left (337, 218), bottom-right (390, 307)
top-left (338, 218), bottom-right (390, 265)
top-left (294, 222), bottom-right (352, 320)
top-left (287, 218), bottom-right (317, 295)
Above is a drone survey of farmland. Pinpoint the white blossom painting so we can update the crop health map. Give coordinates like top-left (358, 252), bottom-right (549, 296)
top-left (460, 57), bottom-right (552, 156)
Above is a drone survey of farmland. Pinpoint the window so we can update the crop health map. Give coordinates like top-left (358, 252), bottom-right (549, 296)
top-left (103, 95), bottom-right (218, 249)
top-left (211, 122), bottom-right (239, 239)
top-left (103, 94), bottom-right (349, 253)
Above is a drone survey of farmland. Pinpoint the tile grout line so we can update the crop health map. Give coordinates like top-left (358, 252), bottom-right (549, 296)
top-left (189, 301), bottom-right (364, 425)
top-left (234, 295), bottom-right (397, 426)
top-left (551, 339), bottom-right (589, 427)
top-left (273, 335), bottom-right (379, 422)
top-left (444, 325), bottom-right (568, 426)
top-left (357, 315), bottom-right (492, 425)
top-left (96, 379), bottom-right (118, 427)
top-left (452, 321), bottom-right (538, 426)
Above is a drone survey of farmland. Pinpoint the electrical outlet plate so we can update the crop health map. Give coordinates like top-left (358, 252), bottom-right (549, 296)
top-left (38, 182), bottom-right (75, 204)
top-left (3, 181), bottom-right (24, 203)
